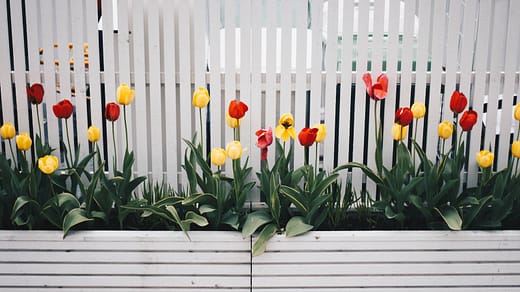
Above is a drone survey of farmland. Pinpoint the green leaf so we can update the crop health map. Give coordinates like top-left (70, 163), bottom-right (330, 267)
top-left (279, 185), bottom-right (308, 214)
top-left (182, 193), bottom-right (216, 206)
top-left (63, 208), bottom-right (94, 238)
top-left (435, 205), bottom-right (462, 230)
top-left (334, 162), bottom-right (383, 185)
top-left (199, 204), bottom-right (216, 214)
top-left (285, 216), bottom-right (314, 237)
top-left (252, 223), bottom-right (278, 257)
top-left (242, 211), bottom-right (273, 238)
top-left (182, 211), bottom-right (209, 227)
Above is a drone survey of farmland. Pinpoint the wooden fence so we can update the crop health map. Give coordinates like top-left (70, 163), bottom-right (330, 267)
top-left (1, 0), bottom-right (519, 200)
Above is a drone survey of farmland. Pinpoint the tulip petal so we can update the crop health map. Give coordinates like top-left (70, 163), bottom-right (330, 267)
top-left (362, 73), bottom-right (373, 97)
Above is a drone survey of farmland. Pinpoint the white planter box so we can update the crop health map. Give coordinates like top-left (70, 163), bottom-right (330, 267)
top-left (1, 230), bottom-right (519, 291)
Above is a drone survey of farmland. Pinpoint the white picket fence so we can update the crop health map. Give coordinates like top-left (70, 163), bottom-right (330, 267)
top-left (1, 0), bottom-right (519, 199)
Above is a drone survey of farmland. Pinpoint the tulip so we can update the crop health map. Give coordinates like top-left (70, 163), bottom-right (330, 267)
top-left (87, 126), bottom-right (100, 142)
top-left (459, 110), bottom-right (478, 131)
top-left (362, 73), bottom-right (388, 101)
top-left (274, 113), bottom-right (297, 142)
top-left (16, 132), bottom-right (32, 151)
top-left (0, 122), bottom-right (16, 139)
top-left (298, 127), bottom-right (319, 147)
top-left (314, 124), bottom-right (327, 143)
top-left (226, 112), bottom-right (241, 128)
top-left (514, 103), bottom-right (520, 121)
top-left (226, 141), bottom-right (243, 160)
top-left (256, 127), bottom-right (273, 161)
top-left (38, 155), bottom-right (59, 174)
top-left (210, 148), bottom-right (227, 166)
top-left (512, 141), bottom-right (520, 158)
top-left (392, 123), bottom-right (408, 141)
top-left (449, 91), bottom-right (467, 114)
top-left (52, 99), bottom-right (73, 119)
top-left (192, 87), bottom-right (210, 108)
top-left (105, 102), bottom-right (120, 121)
top-left (26, 83), bottom-right (44, 105)
top-left (476, 150), bottom-right (494, 168)
top-left (438, 121), bottom-right (454, 139)
top-left (411, 102), bottom-right (426, 119)
top-left (116, 83), bottom-right (135, 105)
top-left (395, 107), bottom-right (413, 126)
top-left (228, 100), bottom-right (248, 119)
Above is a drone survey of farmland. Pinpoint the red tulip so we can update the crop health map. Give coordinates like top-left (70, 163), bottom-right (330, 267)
top-left (362, 73), bottom-right (388, 101)
top-left (459, 110), bottom-right (478, 131)
top-left (27, 83), bottom-right (44, 105)
top-left (256, 127), bottom-right (273, 160)
top-left (105, 102), bottom-right (120, 121)
top-left (52, 99), bottom-right (73, 119)
top-left (395, 107), bottom-right (413, 126)
top-left (450, 91), bottom-right (467, 114)
top-left (298, 127), bottom-right (319, 147)
top-left (228, 100), bottom-right (248, 119)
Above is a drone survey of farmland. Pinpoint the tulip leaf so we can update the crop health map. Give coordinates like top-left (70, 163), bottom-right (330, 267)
top-left (242, 211), bottom-right (273, 238)
top-left (252, 223), bottom-right (278, 257)
top-left (435, 206), bottom-right (462, 230)
top-left (182, 193), bottom-right (217, 206)
top-left (63, 208), bottom-right (94, 238)
top-left (279, 185), bottom-right (308, 214)
top-left (199, 204), bottom-right (216, 214)
top-left (285, 216), bottom-right (314, 238)
top-left (182, 211), bottom-right (209, 227)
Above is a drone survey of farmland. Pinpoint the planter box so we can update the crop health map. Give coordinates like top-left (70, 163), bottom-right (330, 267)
top-left (1, 230), bottom-right (519, 291)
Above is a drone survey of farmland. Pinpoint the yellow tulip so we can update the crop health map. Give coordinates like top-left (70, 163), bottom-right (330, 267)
top-left (0, 122), bottom-right (16, 139)
top-left (16, 132), bottom-right (32, 151)
top-left (226, 141), bottom-right (243, 160)
top-left (391, 123), bottom-right (408, 141)
top-left (226, 112), bottom-right (241, 128)
top-left (438, 121), bottom-right (453, 140)
top-left (512, 141), bottom-right (520, 158)
top-left (210, 148), bottom-right (227, 166)
top-left (314, 124), bottom-right (327, 143)
top-left (514, 103), bottom-right (520, 121)
top-left (87, 126), bottom-right (100, 142)
top-left (411, 102), bottom-right (426, 119)
top-left (475, 150), bottom-right (494, 168)
top-left (116, 83), bottom-right (135, 105)
top-left (192, 87), bottom-right (210, 108)
top-left (274, 113), bottom-right (297, 142)
top-left (38, 155), bottom-right (59, 174)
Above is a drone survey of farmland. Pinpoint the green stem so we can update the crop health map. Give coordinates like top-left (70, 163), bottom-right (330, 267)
top-left (413, 118), bottom-right (418, 168)
top-left (65, 119), bottom-right (74, 167)
top-left (199, 108), bottom-right (204, 154)
top-left (112, 121), bottom-right (117, 170)
top-left (123, 105), bottom-right (129, 152)
top-left (8, 140), bottom-right (16, 167)
top-left (233, 158), bottom-right (240, 210)
top-left (315, 143), bottom-right (319, 170)
top-left (304, 146), bottom-right (309, 166)
top-left (36, 106), bottom-right (42, 139)
top-left (516, 123), bottom-right (520, 141)
top-left (373, 101), bottom-right (378, 146)
top-left (442, 139), bottom-right (446, 156)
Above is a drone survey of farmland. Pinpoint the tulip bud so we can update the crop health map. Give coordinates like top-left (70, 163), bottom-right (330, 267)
top-left (87, 126), bottom-right (100, 142)
top-left (298, 127), bottom-right (319, 147)
top-left (116, 83), bottom-right (135, 105)
top-left (27, 83), bottom-right (44, 105)
top-left (0, 122), bottom-right (16, 140)
top-left (475, 150), bottom-right (494, 168)
top-left (52, 99), bottom-right (74, 119)
top-left (411, 102), bottom-right (426, 119)
top-left (512, 141), bottom-right (520, 158)
top-left (228, 100), bottom-right (248, 119)
top-left (459, 110), bottom-right (478, 131)
top-left (438, 121), bottom-right (453, 140)
top-left (514, 103), bottom-right (520, 121)
top-left (256, 127), bottom-right (273, 160)
top-left (210, 148), bottom-right (227, 166)
top-left (226, 141), bottom-right (243, 160)
top-left (392, 123), bottom-right (408, 141)
top-left (450, 91), bottom-right (467, 114)
top-left (192, 87), bottom-right (210, 108)
top-left (226, 112), bottom-right (241, 128)
top-left (395, 107), bottom-right (413, 126)
top-left (16, 132), bottom-right (32, 151)
top-left (38, 155), bottom-right (59, 174)
top-left (275, 113), bottom-right (297, 142)
top-left (105, 102), bottom-right (120, 121)
top-left (314, 124), bottom-right (327, 143)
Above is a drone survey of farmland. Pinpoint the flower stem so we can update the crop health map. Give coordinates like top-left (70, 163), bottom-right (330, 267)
top-left (373, 101), bottom-right (378, 145)
top-left (65, 119), bottom-right (74, 167)
top-left (123, 105), bottom-right (129, 152)
top-left (8, 140), bottom-right (16, 167)
top-left (112, 121), bottom-right (117, 170)
top-left (199, 108), bottom-right (204, 154)
top-left (413, 118), bottom-right (418, 168)
top-left (315, 143), bottom-right (318, 170)
top-left (36, 106), bottom-right (42, 138)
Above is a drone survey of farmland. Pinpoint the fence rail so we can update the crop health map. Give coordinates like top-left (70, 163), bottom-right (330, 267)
top-left (1, 0), bottom-right (519, 200)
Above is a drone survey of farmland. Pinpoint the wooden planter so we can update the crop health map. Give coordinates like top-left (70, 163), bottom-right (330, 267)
top-left (1, 230), bottom-right (519, 291)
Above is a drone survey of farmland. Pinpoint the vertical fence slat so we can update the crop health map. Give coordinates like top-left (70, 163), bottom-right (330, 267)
top-left (293, 0), bottom-right (308, 170)
top-left (338, 0), bottom-right (353, 169)
top-left (131, 0), bottom-right (149, 178)
top-left (193, 0), bottom-right (207, 161)
top-left (147, 0), bottom-right (163, 181)
top-left (209, 0), bottom-right (222, 153)
top-left (85, 0), bottom-right (104, 164)
top-left (264, 0), bottom-right (277, 164)
top-left (250, 0), bottom-right (262, 177)
top-left (497, 0), bottom-right (520, 169)
top-left (224, 0), bottom-right (236, 151)
top-left (0, 0), bottom-right (14, 157)
top-left (55, 0), bottom-right (71, 109)
top-left (309, 0), bottom-right (322, 129)
top-left (399, 0), bottom-right (416, 108)
top-left (442, 0), bottom-right (461, 123)
top-left (279, 0), bottom-right (292, 116)
top-left (323, 0), bottom-right (338, 170)
top-left (70, 0), bottom-right (89, 160)
top-left (458, 0), bottom-right (477, 96)
top-left (163, 0), bottom-right (178, 187)
top-left (383, 0), bottom-right (401, 167)
top-left (468, 0), bottom-right (492, 187)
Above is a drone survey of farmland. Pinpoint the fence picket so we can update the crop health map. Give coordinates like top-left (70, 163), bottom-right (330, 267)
top-left (250, 0), bottom-right (262, 177)
top-left (294, 0), bottom-right (308, 170)
top-left (208, 0), bottom-right (222, 157)
top-left (224, 0), bottom-right (236, 151)
top-left (264, 0), bottom-right (277, 165)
